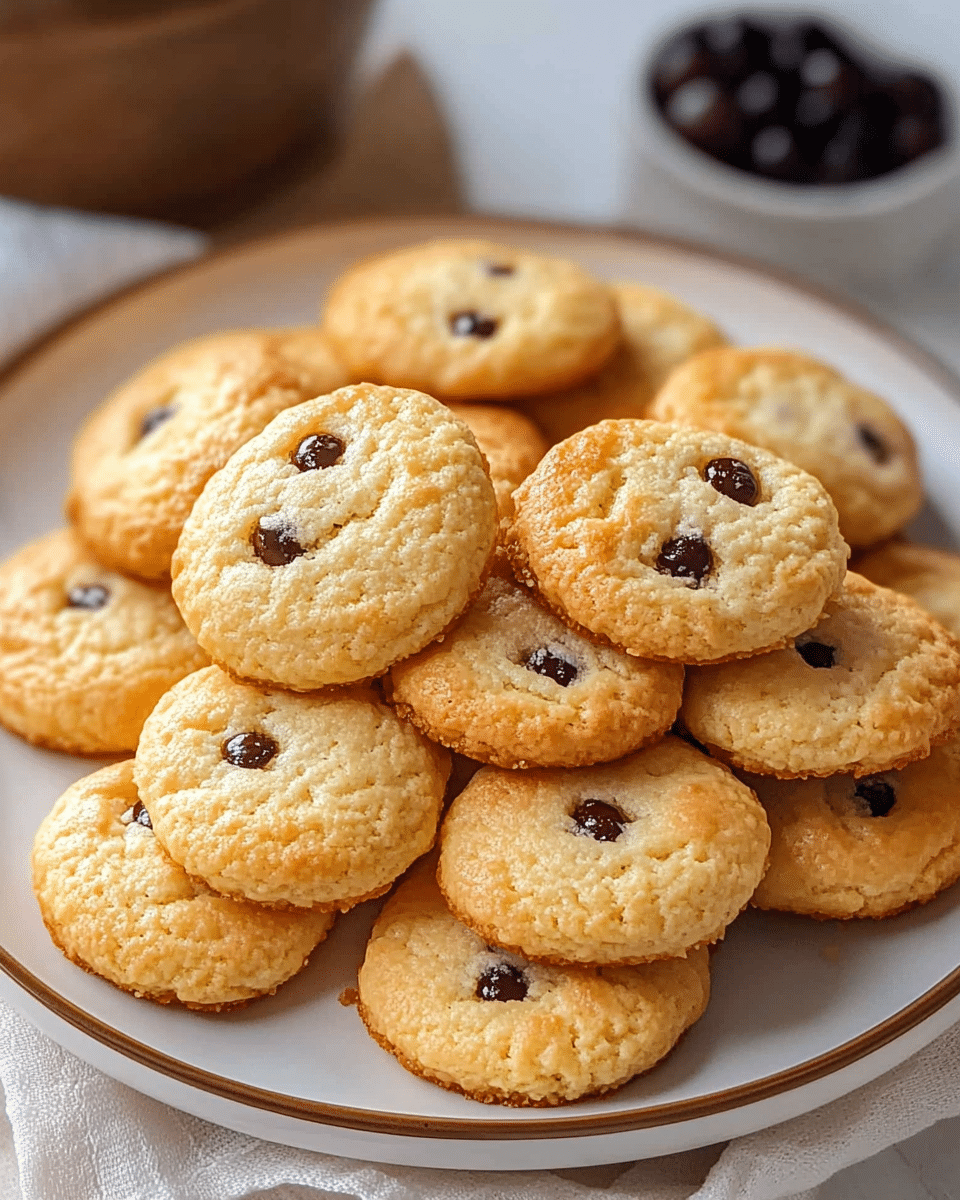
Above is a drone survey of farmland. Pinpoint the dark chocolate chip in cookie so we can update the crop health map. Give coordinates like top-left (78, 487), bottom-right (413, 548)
top-left (857, 423), bottom-right (891, 465)
top-left (796, 640), bottom-right (836, 668)
top-left (450, 311), bottom-right (498, 339)
top-left (571, 798), bottom-right (628, 842)
top-left (656, 534), bottom-right (713, 586)
top-left (66, 584), bottom-right (110, 611)
top-left (475, 962), bottom-right (528, 1002)
top-left (130, 799), bottom-right (153, 829)
top-left (485, 262), bottom-right (515, 277)
top-left (221, 731), bottom-right (279, 769)
top-left (703, 457), bottom-right (759, 505)
top-left (292, 433), bottom-right (344, 472)
top-left (139, 405), bottom-right (175, 440)
top-left (854, 777), bottom-right (897, 817)
top-left (252, 518), bottom-right (305, 566)
top-left (523, 646), bottom-right (578, 687)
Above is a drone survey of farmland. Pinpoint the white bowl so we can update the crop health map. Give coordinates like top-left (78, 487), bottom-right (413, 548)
top-left (625, 11), bottom-right (960, 289)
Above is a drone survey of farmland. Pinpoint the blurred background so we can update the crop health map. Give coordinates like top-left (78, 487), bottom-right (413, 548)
top-left (3, 0), bottom-right (960, 296)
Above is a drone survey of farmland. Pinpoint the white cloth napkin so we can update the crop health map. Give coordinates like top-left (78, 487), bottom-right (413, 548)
top-left (1, 195), bottom-right (960, 1200)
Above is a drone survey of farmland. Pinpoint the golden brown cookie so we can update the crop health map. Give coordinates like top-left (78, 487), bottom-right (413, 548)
top-left (320, 239), bottom-right (621, 398)
top-left (445, 403), bottom-right (548, 520)
top-left (67, 327), bottom-right (348, 582)
top-left (32, 760), bottom-right (334, 1010)
top-left (0, 528), bottom-right (208, 755)
top-left (171, 384), bottom-right (499, 690)
top-left (748, 733), bottom-right (960, 919)
top-left (134, 666), bottom-right (450, 911)
top-left (387, 556), bottom-right (683, 768)
top-left (437, 737), bottom-right (769, 965)
top-left (683, 572), bottom-right (960, 778)
top-left (357, 855), bottom-right (711, 1106)
top-left (650, 347), bottom-right (922, 548)
top-left (522, 281), bottom-right (728, 443)
top-left (854, 540), bottom-right (960, 640)
top-left (505, 419), bottom-right (848, 664)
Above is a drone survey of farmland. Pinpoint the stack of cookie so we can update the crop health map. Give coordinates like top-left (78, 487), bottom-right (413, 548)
top-left (7, 236), bottom-right (960, 1107)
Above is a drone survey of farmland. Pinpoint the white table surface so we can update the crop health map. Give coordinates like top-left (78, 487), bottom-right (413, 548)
top-left (353, 4), bottom-right (960, 1198)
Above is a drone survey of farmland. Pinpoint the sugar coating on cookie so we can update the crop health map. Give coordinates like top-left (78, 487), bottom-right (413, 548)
top-left (171, 384), bottom-right (499, 690)
top-left (683, 572), bottom-right (960, 779)
top-left (522, 281), bottom-right (727, 444)
top-left (357, 857), bottom-right (711, 1106)
top-left (320, 239), bottom-right (621, 398)
top-left (388, 557), bottom-right (683, 768)
top-left (0, 527), bottom-right (208, 754)
top-left (445, 403), bottom-right (547, 520)
top-left (505, 419), bottom-right (849, 664)
top-left (855, 541), bottom-right (960, 641)
top-left (650, 347), bottom-right (922, 548)
top-left (437, 737), bottom-right (769, 964)
top-left (134, 666), bottom-right (450, 910)
top-left (748, 733), bottom-right (960, 918)
top-left (32, 760), bottom-right (334, 1009)
top-left (67, 328), bottom-right (348, 582)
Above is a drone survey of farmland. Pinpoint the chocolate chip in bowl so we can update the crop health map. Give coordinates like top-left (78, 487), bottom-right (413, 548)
top-left (631, 11), bottom-right (960, 286)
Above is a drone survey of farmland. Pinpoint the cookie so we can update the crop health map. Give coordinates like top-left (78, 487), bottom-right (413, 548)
top-left (437, 737), bottom-right (769, 964)
top-left (445, 403), bottom-right (547, 520)
top-left (387, 555), bottom-right (683, 768)
top-left (522, 282), bottom-right (727, 444)
top-left (171, 384), bottom-right (499, 690)
top-left (650, 347), bottom-right (922, 548)
top-left (67, 327), bottom-right (349, 582)
top-left (356, 855), bottom-right (711, 1106)
top-left (0, 528), bottom-right (208, 755)
top-left (505, 419), bottom-right (848, 664)
top-left (134, 666), bottom-right (450, 911)
top-left (32, 760), bottom-right (334, 1010)
top-left (854, 540), bottom-right (960, 640)
top-left (683, 572), bottom-right (960, 779)
top-left (747, 732), bottom-right (960, 918)
top-left (320, 239), bottom-right (621, 399)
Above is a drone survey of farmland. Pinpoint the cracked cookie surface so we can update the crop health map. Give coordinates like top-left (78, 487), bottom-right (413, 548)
top-left (320, 239), bottom-right (621, 398)
top-left (0, 527), bottom-right (208, 754)
top-left (747, 733), bottom-right (960, 918)
top-left (171, 384), bottom-right (499, 689)
top-left (437, 736), bottom-right (769, 965)
top-left (683, 572), bottom-right (960, 778)
top-left (67, 327), bottom-right (348, 581)
top-left (32, 760), bottom-right (334, 1009)
top-left (134, 666), bottom-right (450, 910)
top-left (505, 419), bottom-right (848, 664)
top-left (357, 856), bottom-right (711, 1106)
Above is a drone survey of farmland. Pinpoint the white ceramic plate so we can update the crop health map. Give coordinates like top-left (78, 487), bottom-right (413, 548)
top-left (2, 216), bottom-right (960, 1171)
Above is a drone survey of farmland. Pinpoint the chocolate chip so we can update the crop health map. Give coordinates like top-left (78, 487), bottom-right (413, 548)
top-left (221, 732), bottom-right (279, 769)
top-left (523, 647), bottom-right (578, 687)
top-left (450, 312), bottom-right (498, 338)
top-left (139, 405), bottom-right (175, 439)
top-left (131, 800), bottom-right (152, 829)
top-left (703, 457), bottom-right (759, 505)
top-left (66, 584), bottom-right (110, 611)
top-left (736, 71), bottom-right (779, 118)
top-left (656, 535), bottom-right (713, 586)
top-left (485, 262), bottom-right (515, 276)
top-left (291, 433), bottom-right (344, 471)
top-left (854, 777), bottom-right (896, 817)
top-left (571, 798), bottom-right (628, 843)
top-left (797, 640), bottom-right (836, 668)
top-left (251, 518), bottom-right (304, 566)
top-left (857, 424), bottom-right (891, 464)
top-left (475, 962), bottom-right (528, 1002)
